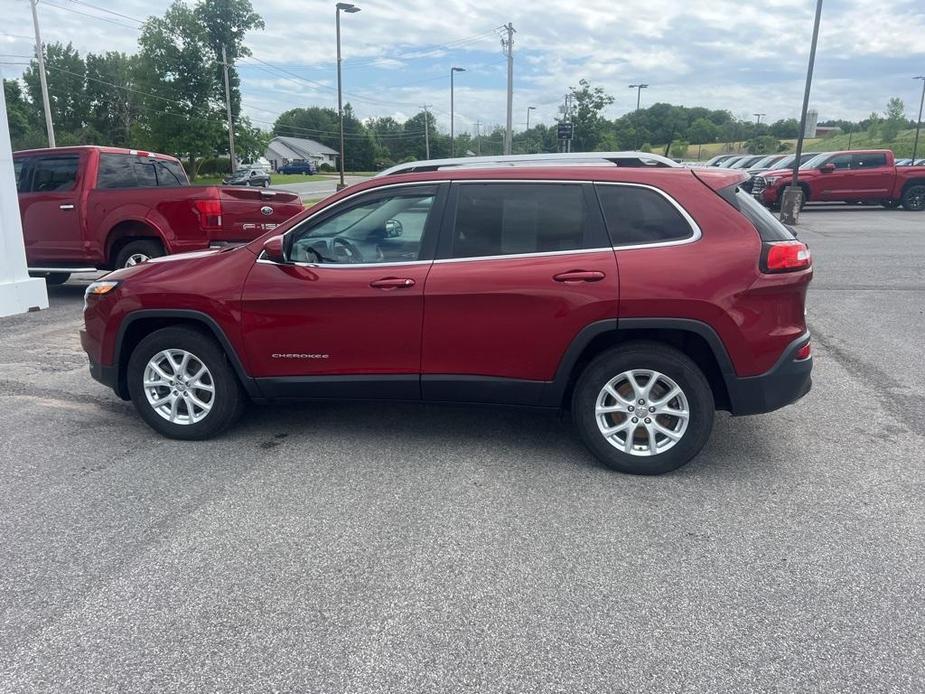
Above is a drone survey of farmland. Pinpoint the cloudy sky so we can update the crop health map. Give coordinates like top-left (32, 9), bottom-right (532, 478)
top-left (2, 0), bottom-right (924, 135)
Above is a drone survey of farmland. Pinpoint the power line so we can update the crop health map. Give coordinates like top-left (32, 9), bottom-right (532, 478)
top-left (42, 0), bottom-right (143, 31)
top-left (66, 0), bottom-right (146, 25)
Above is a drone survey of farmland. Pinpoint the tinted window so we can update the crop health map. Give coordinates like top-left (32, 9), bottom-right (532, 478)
top-left (827, 153), bottom-right (852, 169)
top-left (451, 183), bottom-right (588, 258)
top-left (97, 154), bottom-right (137, 189)
top-left (32, 156), bottom-right (78, 192)
top-left (156, 160), bottom-right (188, 186)
top-left (133, 159), bottom-right (159, 187)
top-left (13, 158), bottom-right (28, 192)
top-left (719, 185), bottom-right (795, 242)
top-left (853, 153), bottom-right (887, 169)
top-left (289, 190), bottom-right (435, 264)
top-left (596, 184), bottom-right (694, 246)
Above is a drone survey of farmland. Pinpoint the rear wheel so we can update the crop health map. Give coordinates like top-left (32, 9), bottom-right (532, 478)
top-left (572, 343), bottom-right (714, 475)
top-left (901, 184), bottom-right (925, 211)
top-left (115, 239), bottom-right (164, 268)
top-left (127, 327), bottom-right (246, 440)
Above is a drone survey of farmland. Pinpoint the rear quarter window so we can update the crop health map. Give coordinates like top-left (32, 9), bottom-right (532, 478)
top-left (718, 185), bottom-right (795, 241)
top-left (595, 184), bottom-right (695, 246)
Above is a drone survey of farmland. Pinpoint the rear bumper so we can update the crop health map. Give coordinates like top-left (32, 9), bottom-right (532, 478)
top-left (727, 333), bottom-right (812, 415)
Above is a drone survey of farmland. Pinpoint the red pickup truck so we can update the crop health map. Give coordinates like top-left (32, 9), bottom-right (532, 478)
top-left (752, 149), bottom-right (925, 210)
top-left (14, 146), bottom-right (304, 284)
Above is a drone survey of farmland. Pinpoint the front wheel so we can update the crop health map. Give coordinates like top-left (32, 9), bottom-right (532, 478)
top-left (127, 327), bottom-right (246, 440)
top-left (572, 343), bottom-right (714, 475)
top-left (901, 184), bottom-right (925, 211)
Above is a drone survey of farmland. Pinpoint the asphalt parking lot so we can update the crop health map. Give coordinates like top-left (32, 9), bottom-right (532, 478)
top-left (0, 205), bottom-right (922, 693)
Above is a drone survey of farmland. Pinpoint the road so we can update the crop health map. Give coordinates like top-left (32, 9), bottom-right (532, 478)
top-left (272, 174), bottom-right (371, 201)
top-left (0, 206), bottom-right (922, 693)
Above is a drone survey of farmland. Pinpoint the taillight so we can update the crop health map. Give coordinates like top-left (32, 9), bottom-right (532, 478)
top-left (194, 192), bottom-right (223, 230)
top-left (761, 240), bottom-right (811, 273)
top-left (794, 342), bottom-right (812, 361)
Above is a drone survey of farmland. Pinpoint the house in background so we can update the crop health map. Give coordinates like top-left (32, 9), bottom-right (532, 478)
top-left (265, 136), bottom-right (338, 171)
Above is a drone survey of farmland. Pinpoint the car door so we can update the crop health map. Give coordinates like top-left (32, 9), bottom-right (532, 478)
top-left (240, 183), bottom-right (447, 399)
top-left (420, 180), bottom-right (618, 405)
top-left (849, 152), bottom-right (891, 199)
top-left (814, 152), bottom-right (852, 200)
top-left (17, 153), bottom-right (84, 265)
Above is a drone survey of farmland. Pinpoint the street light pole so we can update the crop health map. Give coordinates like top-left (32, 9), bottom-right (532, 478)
top-left (450, 66), bottom-right (465, 157)
top-left (628, 83), bottom-right (648, 112)
top-left (335, 3), bottom-right (360, 191)
top-left (780, 0), bottom-right (823, 225)
top-left (754, 113), bottom-right (765, 124)
top-left (421, 104), bottom-right (431, 159)
top-left (29, 0), bottom-right (55, 148)
top-left (912, 76), bottom-right (925, 163)
top-left (526, 105), bottom-right (535, 130)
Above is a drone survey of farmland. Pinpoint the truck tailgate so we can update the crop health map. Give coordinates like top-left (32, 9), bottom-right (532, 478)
top-left (217, 187), bottom-right (303, 241)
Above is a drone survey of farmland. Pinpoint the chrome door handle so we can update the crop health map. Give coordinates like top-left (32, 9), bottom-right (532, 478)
top-left (369, 277), bottom-right (415, 289)
top-left (59, 204), bottom-right (75, 210)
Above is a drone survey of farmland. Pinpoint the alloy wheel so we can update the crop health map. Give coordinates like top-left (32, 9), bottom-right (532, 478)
top-left (124, 253), bottom-right (149, 267)
top-left (595, 369), bottom-right (690, 456)
top-left (143, 349), bottom-right (215, 425)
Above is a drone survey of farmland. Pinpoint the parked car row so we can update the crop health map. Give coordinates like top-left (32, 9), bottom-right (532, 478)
top-left (750, 149), bottom-right (925, 210)
top-left (896, 158), bottom-right (925, 166)
top-left (14, 146), bottom-right (304, 282)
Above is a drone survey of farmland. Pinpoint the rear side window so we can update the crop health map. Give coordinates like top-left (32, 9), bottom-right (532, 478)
top-left (97, 154), bottom-right (189, 188)
top-left (596, 184), bottom-right (694, 246)
top-left (97, 154), bottom-right (137, 188)
top-left (719, 185), bottom-right (795, 241)
top-left (852, 153), bottom-right (887, 169)
top-left (450, 183), bottom-right (590, 258)
top-left (32, 156), bottom-right (79, 192)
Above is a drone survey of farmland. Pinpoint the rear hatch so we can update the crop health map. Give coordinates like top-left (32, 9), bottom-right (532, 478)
top-left (216, 186), bottom-right (303, 241)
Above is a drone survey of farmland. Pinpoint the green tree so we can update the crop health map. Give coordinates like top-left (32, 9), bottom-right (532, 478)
top-left (687, 117), bottom-right (719, 144)
top-left (746, 134), bottom-right (780, 154)
top-left (85, 52), bottom-right (141, 147)
top-left (23, 42), bottom-right (88, 134)
top-left (881, 97), bottom-right (905, 141)
top-left (566, 79), bottom-right (614, 151)
top-left (669, 139), bottom-right (689, 158)
top-left (769, 118), bottom-right (800, 139)
top-left (4, 79), bottom-right (43, 149)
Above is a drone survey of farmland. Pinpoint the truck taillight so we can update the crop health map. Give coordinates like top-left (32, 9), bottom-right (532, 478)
top-left (761, 240), bottom-right (811, 273)
top-left (194, 194), bottom-right (222, 230)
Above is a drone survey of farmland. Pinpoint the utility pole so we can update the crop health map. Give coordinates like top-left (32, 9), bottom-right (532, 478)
top-left (450, 66), bottom-right (465, 157)
top-left (29, 0), bottom-right (55, 148)
top-left (628, 83), bottom-right (648, 112)
top-left (501, 23), bottom-right (515, 155)
top-left (475, 121), bottom-right (481, 155)
top-left (222, 45), bottom-right (237, 173)
top-left (780, 0), bottom-right (823, 225)
top-left (526, 105), bottom-right (535, 131)
top-left (912, 76), bottom-right (925, 163)
top-left (421, 105), bottom-right (431, 159)
top-left (335, 3), bottom-right (361, 190)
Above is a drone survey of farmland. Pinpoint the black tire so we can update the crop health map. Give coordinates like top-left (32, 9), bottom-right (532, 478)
top-left (127, 327), bottom-right (246, 440)
top-left (114, 239), bottom-right (164, 269)
top-left (572, 342), bottom-right (714, 475)
top-left (901, 184), bottom-right (925, 211)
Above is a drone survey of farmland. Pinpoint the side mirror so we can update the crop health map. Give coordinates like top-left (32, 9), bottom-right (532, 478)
top-left (262, 234), bottom-right (286, 264)
top-left (820, 163), bottom-right (835, 173)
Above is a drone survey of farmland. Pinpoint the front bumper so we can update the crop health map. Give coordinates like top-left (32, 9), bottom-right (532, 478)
top-left (727, 333), bottom-right (812, 415)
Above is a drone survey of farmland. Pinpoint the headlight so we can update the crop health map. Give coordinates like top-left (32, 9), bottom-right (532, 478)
top-left (83, 280), bottom-right (120, 310)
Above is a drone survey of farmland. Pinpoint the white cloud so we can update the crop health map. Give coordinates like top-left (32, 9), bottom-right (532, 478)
top-left (2, 0), bottom-right (925, 133)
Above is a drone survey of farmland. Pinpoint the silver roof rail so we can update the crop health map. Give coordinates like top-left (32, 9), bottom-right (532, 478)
top-left (377, 151), bottom-right (681, 176)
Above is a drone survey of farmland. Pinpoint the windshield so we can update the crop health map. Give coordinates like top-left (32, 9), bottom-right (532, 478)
top-left (769, 155), bottom-right (795, 170)
top-left (800, 153), bottom-right (830, 169)
top-left (751, 155), bottom-right (781, 169)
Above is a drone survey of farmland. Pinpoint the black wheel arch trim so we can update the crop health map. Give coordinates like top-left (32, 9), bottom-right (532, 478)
top-left (112, 309), bottom-right (260, 399)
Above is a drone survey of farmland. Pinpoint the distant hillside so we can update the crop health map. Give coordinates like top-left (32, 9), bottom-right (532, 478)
top-left (677, 129), bottom-right (922, 161)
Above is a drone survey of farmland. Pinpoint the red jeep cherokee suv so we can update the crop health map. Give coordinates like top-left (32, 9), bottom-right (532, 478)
top-left (80, 160), bottom-right (813, 474)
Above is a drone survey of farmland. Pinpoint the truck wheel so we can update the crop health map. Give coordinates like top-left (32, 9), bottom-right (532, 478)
top-left (115, 240), bottom-right (164, 268)
top-left (901, 184), bottom-right (925, 211)
top-left (127, 327), bottom-right (246, 440)
top-left (571, 342), bottom-right (714, 475)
